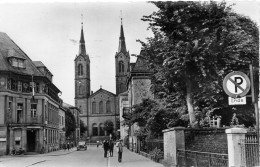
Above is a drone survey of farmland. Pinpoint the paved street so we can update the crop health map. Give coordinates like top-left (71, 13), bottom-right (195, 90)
top-left (0, 145), bottom-right (164, 167)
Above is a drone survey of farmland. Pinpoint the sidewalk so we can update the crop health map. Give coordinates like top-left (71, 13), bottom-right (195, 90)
top-left (108, 148), bottom-right (164, 167)
top-left (0, 147), bottom-right (77, 160)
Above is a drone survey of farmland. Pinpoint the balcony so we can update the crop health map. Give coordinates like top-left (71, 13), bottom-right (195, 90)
top-left (7, 115), bottom-right (43, 125)
top-left (27, 115), bottom-right (43, 124)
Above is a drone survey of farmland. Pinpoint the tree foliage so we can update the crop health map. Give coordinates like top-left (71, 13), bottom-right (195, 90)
top-left (139, 1), bottom-right (258, 127)
top-left (65, 110), bottom-right (76, 138)
top-left (123, 99), bottom-right (187, 138)
top-left (80, 120), bottom-right (88, 137)
top-left (104, 120), bottom-right (114, 135)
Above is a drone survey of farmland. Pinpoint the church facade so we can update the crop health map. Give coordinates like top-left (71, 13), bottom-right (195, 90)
top-left (75, 20), bottom-right (130, 140)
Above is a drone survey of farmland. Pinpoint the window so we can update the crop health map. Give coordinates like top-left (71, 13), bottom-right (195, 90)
top-left (92, 102), bottom-right (96, 114)
top-left (17, 81), bottom-right (22, 92)
top-left (17, 103), bottom-right (23, 123)
top-left (79, 85), bottom-right (83, 95)
top-left (99, 101), bottom-right (103, 114)
top-left (78, 64), bottom-right (83, 76)
top-left (106, 101), bottom-right (111, 113)
top-left (18, 59), bottom-right (24, 68)
top-left (31, 104), bottom-right (37, 118)
top-left (12, 59), bottom-right (18, 67)
top-left (99, 124), bottom-right (104, 136)
top-left (92, 124), bottom-right (98, 136)
top-left (119, 61), bottom-right (124, 73)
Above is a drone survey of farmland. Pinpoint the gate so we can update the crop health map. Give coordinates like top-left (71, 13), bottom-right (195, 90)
top-left (240, 136), bottom-right (260, 167)
top-left (177, 149), bottom-right (228, 167)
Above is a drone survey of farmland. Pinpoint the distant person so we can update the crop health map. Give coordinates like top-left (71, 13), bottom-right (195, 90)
top-left (116, 139), bottom-right (123, 162)
top-left (67, 142), bottom-right (70, 151)
top-left (109, 140), bottom-right (114, 157)
top-left (103, 140), bottom-right (109, 158)
top-left (97, 141), bottom-right (100, 148)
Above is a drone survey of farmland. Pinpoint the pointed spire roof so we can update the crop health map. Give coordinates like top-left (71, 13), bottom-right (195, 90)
top-left (118, 16), bottom-right (127, 53)
top-left (78, 22), bottom-right (86, 56)
top-left (80, 22), bottom-right (85, 43)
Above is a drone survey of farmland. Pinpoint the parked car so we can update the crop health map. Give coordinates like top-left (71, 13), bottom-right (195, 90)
top-left (77, 141), bottom-right (87, 151)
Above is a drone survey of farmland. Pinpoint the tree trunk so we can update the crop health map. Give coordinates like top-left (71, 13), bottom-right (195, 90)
top-left (186, 76), bottom-right (196, 127)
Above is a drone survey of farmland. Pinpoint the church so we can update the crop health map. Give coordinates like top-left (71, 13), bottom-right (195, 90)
top-left (74, 19), bottom-right (130, 141)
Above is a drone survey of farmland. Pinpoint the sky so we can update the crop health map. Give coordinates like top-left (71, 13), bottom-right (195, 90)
top-left (0, 1), bottom-right (259, 105)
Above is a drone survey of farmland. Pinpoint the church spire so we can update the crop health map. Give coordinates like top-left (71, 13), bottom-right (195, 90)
top-left (79, 16), bottom-right (86, 55)
top-left (118, 11), bottom-right (127, 53)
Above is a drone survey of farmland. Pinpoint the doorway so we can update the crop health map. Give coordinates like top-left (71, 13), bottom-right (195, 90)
top-left (27, 130), bottom-right (36, 152)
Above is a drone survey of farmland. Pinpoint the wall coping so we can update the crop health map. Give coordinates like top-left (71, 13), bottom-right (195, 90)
top-left (162, 127), bottom-right (186, 133)
top-left (225, 127), bottom-right (247, 134)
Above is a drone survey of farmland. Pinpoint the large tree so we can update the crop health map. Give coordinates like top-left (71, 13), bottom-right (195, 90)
top-left (104, 120), bottom-right (114, 135)
top-left (65, 110), bottom-right (76, 138)
top-left (139, 1), bottom-right (258, 127)
top-left (80, 120), bottom-right (87, 137)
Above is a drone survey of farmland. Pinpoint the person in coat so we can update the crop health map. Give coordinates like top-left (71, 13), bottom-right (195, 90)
top-left (103, 140), bottom-right (109, 158)
top-left (109, 140), bottom-right (114, 157)
top-left (116, 139), bottom-right (123, 162)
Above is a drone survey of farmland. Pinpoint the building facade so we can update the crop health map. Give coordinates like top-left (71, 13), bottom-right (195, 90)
top-left (62, 103), bottom-right (80, 146)
top-left (0, 32), bottom-right (62, 155)
top-left (126, 52), bottom-right (153, 151)
top-left (58, 100), bottom-right (66, 149)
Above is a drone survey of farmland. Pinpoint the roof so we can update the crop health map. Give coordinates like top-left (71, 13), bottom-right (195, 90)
top-left (33, 61), bottom-right (45, 67)
top-left (90, 88), bottom-right (116, 98)
top-left (0, 32), bottom-right (43, 76)
top-left (131, 57), bottom-right (150, 73)
top-left (63, 102), bottom-right (80, 111)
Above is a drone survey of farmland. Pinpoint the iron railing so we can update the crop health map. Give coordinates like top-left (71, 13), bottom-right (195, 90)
top-left (240, 135), bottom-right (260, 167)
top-left (177, 149), bottom-right (228, 167)
top-left (140, 139), bottom-right (164, 154)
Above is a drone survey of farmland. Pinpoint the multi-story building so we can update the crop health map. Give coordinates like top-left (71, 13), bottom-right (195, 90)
top-left (125, 51), bottom-right (153, 152)
top-left (62, 103), bottom-right (80, 146)
top-left (0, 32), bottom-right (62, 155)
top-left (58, 99), bottom-right (66, 149)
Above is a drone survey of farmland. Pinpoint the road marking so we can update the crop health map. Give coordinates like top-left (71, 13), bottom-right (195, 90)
top-left (107, 157), bottom-right (110, 167)
top-left (25, 160), bottom-right (46, 167)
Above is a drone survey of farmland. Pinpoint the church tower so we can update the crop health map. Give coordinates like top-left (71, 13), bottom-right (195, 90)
top-left (115, 17), bottom-right (130, 95)
top-left (75, 22), bottom-right (90, 117)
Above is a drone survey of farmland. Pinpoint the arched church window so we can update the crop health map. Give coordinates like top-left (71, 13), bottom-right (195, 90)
top-left (99, 101), bottom-right (103, 113)
top-left (119, 61), bottom-right (124, 73)
top-left (78, 64), bottom-right (83, 76)
top-left (92, 123), bottom-right (98, 136)
top-left (92, 101), bottom-right (96, 114)
top-left (106, 101), bottom-right (111, 113)
top-left (79, 85), bottom-right (83, 95)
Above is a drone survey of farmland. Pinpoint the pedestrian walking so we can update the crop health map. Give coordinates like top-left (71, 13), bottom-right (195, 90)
top-left (116, 139), bottom-right (123, 162)
top-left (67, 142), bottom-right (70, 151)
top-left (109, 140), bottom-right (114, 157)
top-left (97, 140), bottom-right (100, 148)
top-left (103, 140), bottom-right (109, 158)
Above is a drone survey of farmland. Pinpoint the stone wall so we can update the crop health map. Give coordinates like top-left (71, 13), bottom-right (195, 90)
top-left (185, 128), bottom-right (228, 154)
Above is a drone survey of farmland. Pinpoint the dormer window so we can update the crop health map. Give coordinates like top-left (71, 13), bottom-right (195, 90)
top-left (8, 49), bottom-right (26, 68)
top-left (9, 58), bottom-right (25, 68)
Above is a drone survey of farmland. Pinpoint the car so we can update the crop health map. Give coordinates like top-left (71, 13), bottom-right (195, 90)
top-left (77, 141), bottom-right (87, 151)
